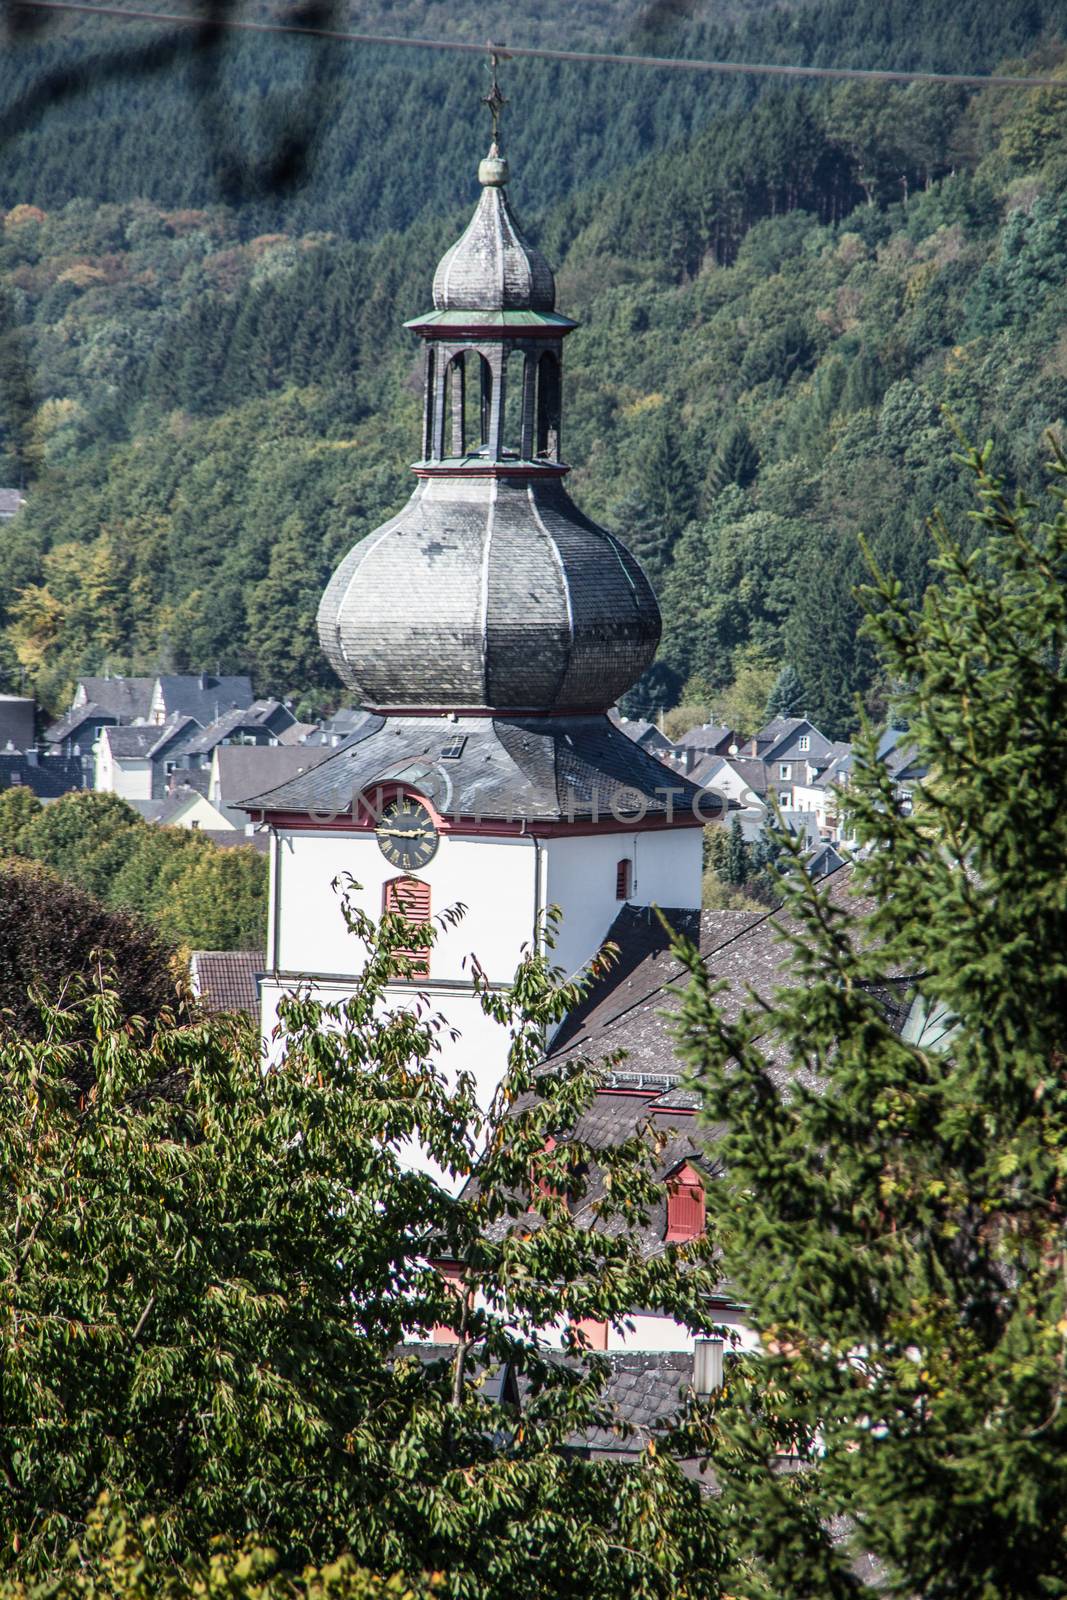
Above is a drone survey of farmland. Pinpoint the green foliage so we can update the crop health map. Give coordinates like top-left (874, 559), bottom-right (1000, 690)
top-left (1, 36), bottom-right (1065, 720)
top-left (0, 1496), bottom-right (426, 1599)
top-left (0, 858), bottom-right (183, 1040)
top-left (9, 792), bottom-right (266, 951)
top-left (0, 785), bottom-right (40, 855)
top-left (0, 891), bottom-right (725, 1595)
top-left (672, 437), bottom-right (1067, 1596)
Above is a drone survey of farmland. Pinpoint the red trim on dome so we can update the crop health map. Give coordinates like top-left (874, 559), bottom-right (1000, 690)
top-left (363, 704), bottom-right (613, 718)
top-left (411, 462), bottom-right (570, 480)
top-left (251, 808), bottom-right (708, 836)
top-left (410, 323), bottom-right (576, 340)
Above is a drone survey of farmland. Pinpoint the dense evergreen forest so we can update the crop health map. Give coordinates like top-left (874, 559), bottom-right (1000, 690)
top-left (1, 1), bottom-right (1065, 734)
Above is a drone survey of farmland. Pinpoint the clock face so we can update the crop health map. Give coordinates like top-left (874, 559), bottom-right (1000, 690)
top-left (375, 796), bottom-right (439, 870)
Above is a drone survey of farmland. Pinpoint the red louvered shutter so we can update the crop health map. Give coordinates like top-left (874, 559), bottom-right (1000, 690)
top-left (665, 1162), bottom-right (706, 1242)
top-left (382, 876), bottom-right (431, 976)
top-left (615, 858), bottom-right (632, 900)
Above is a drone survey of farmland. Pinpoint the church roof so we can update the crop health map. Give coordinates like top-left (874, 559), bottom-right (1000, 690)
top-left (239, 711), bottom-right (712, 824)
top-left (431, 145), bottom-right (555, 313)
top-left (318, 475), bottom-right (659, 716)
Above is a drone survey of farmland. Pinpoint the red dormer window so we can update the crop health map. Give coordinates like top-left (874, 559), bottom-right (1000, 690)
top-left (532, 1135), bottom-right (558, 1203)
top-left (382, 876), bottom-right (431, 977)
top-left (616, 858), bottom-right (632, 900)
top-left (665, 1162), bottom-right (706, 1242)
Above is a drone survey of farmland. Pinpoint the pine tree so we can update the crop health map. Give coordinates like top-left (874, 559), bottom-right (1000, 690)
top-left (763, 663), bottom-right (806, 720)
top-left (707, 421), bottom-right (760, 495)
top-left (672, 437), bottom-right (1067, 1598)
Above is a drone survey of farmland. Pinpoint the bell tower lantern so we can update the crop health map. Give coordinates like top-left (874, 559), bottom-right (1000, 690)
top-left (246, 95), bottom-right (711, 1123)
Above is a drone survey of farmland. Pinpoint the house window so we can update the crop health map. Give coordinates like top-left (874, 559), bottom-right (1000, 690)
top-left (615, 858), bottom-right (632, 900)
top-left (779, 790), bottom-right (791, 807)
top-left (779, 763), bottom-right (791, 780)
top-left (665, 1163), bottom-right (705, 1243)
top-left (190, 820), bottom-right (200, 830)
top-left (798, 735), bottom-right (810, 752)
top-left (382, 876), bottom-right (431, 976)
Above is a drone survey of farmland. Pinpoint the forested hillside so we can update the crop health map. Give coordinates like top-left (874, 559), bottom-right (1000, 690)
top-left (1, 3), bottom-right (1065, 733)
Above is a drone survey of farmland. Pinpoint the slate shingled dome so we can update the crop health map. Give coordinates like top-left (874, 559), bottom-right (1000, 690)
top-left (317, 142), bottom-right (660, 715)
top-left (432, 145), bottom-right (555, 313)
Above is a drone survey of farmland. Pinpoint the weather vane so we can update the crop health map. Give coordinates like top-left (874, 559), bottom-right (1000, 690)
top-left (483, 44), bottom-right (509, 145)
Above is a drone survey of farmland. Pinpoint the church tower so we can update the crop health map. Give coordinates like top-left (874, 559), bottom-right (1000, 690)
top-left (246, 112), bottom-right (709, 1111)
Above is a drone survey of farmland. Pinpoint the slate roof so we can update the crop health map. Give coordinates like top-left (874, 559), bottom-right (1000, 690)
top-left (101, 717), bottom-right (199, 760)
top-left (240, 711), bottom-right (712, 823)
top-left (215, 744), bottom-right (331, 809)
top-left (612, 715), bottom-right (674, 754)
top-left (0, 488), bottom-right (26, 517)
top-left (674, 723), bottom-right (734, 755)
top-left (190, 950), bottom-right (261, 1016)
top-left (154, 674), bottom-right (253, 723)
top-left (44, 702), bottom-right (117, 746)
top-left (317, 473), bottom-right (660, 716)
top-left (0, 752), bottom-right (85, 798)
top-left (429, 146), bottom-right (555, 314)
top-left (181, 699), bottom-right (290, 756)
top-left (546, 866), bottom-right (904, 1091)
top-left (75, 676), bottom-right (154, 722)
top-left (401, 1344), bottom-right (697, 1454)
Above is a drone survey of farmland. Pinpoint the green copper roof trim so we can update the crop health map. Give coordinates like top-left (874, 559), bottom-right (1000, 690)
top-left (405, 309), bottom-right (578, 331)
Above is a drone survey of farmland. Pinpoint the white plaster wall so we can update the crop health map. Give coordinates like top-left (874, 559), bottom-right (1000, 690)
top-left (98, 753), bottom-right (152, 801)
top-left (260, 974), bottom-right (517, 1189)
top-left (166, 792), bottom-right (236, 831)
top-left (543, 827), bottom-right (702, 981)
top-left (272, 828), bottom-right (539, 983)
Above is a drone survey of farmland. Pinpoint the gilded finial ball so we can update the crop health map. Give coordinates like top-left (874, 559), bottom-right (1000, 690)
top-left (479, 149), bottom-right (509, 187)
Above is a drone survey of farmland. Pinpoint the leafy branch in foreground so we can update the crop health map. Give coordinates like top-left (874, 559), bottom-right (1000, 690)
top-left (671, 434), bottom-right (1067, 1599)
top-left (0, 881), bottom-right (726, 1598)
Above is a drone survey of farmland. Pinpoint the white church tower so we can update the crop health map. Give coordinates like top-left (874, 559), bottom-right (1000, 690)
top-left (245, 121), bottom-right (708, 1110)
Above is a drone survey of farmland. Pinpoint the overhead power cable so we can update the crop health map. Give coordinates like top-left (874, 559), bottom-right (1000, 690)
top-left (11, 0), bottom-right (1067, 91)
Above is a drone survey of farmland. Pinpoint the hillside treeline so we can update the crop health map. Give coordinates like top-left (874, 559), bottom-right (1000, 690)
top-left (0, 12), bottom-right (1065, 733)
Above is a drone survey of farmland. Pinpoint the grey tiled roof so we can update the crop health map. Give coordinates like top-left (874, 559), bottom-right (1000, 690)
top-left (240, 711), bottom-right (711, 822)
top-left (430, 151), bottom-right (555, 313)
top-left (102, 717), bottom-right (199, 760)
top-left (547, 866), bottom-right (901, 1091)
top-left (674, 723), bottom-right (734, 753)
top-left (317, 473), bottom-right (660, 716)
top-left (0, 488), bottom-right (26, 516)
top-left (76, 676), bottom-right (154, 721)
top-left (190, 949), bottom-right (261, 1015)
top-left (155, 674), bottom-right (253, 723)
top-left (0, 753), bottom-right (85, 798)
top-left (44, 703), bottom-right (117, 745)
top-left (552, 904), bottom-right (760, 1052)
top-left (215, 744), bottom-right (331, 808)
top-left (181, 699), bottom-right (289, 755)
top-left (401, 1344), bottom-right (696, 1453)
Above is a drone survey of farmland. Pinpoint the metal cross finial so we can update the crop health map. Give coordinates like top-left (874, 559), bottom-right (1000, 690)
top-left (483, 44), bottom-right (509, 145)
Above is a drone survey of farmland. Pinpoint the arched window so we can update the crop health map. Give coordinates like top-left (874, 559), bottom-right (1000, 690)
top-left (446, 352), bottom-right (466, 457)
top-left (615, 859), bottom-right (632, 900)
top-left (665, 1162), bottom-right (705, 1242)
top-left (382, 876), bottom-right (431, 977)
top-left (501, 348), bottom-right (525, 459)
top-left (422, 344), bottom-right (436, 459)
top-left (536, 350), bottom-right (561, 459)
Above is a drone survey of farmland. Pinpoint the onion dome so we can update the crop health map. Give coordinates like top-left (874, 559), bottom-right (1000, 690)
top-left (432, 143), bottom-right (555, 313)
top-left (318, 475), bottom-right (659, 715)
top-left (316, 134), bottom-right (660, 717)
